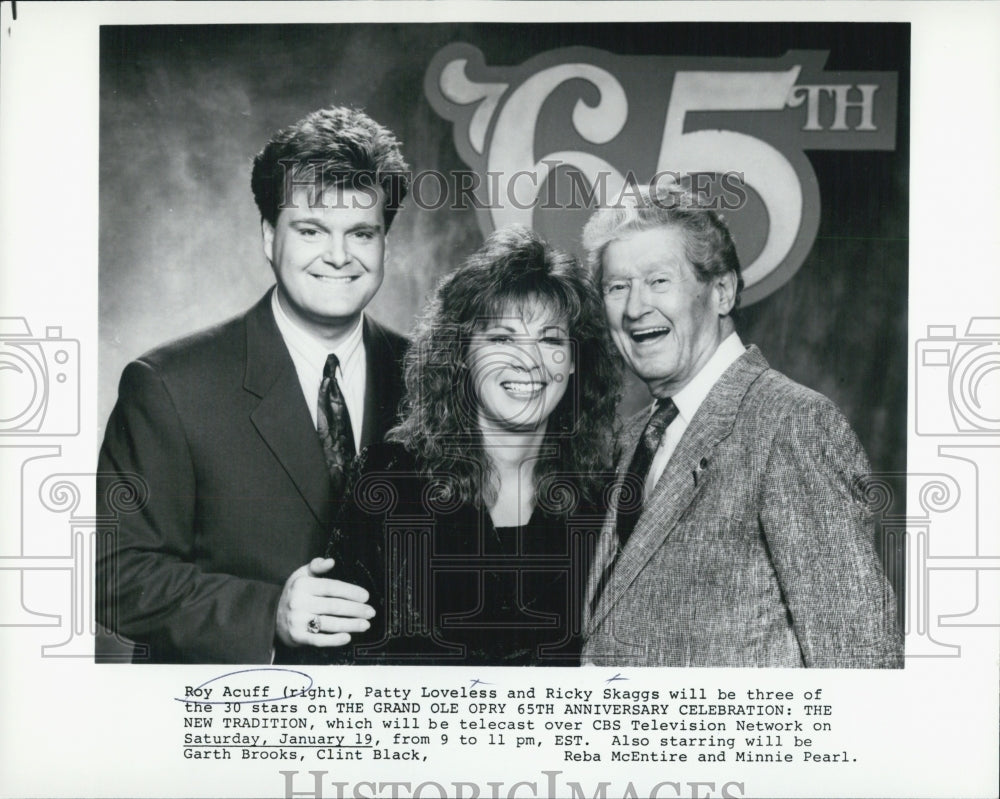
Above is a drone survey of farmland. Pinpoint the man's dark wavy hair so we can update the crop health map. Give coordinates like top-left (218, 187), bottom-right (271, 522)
top-left (390, 225), bottom-right (622, 509)
top-left (251, 106), bottom-right (410, 230)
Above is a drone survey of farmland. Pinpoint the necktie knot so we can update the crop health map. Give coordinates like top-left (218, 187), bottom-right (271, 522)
top-left (643, 397), bottom-right (678, 452)
top-left (323, 352), bottom-right (340, 380)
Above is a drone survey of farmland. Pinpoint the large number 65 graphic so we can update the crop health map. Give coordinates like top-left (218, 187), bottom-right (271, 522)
top-left (429, 46), bottom-right (823, 304)
top-left (658, 68), bottom-right (805, 290)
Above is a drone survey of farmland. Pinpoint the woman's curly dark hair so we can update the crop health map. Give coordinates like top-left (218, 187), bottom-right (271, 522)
top-left (389, 225), bottom-right (622, 509)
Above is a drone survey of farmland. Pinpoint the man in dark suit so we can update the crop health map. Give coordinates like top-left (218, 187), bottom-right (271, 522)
top-left (580, 186), bottom-right (903, 668)
top-left (96, 107), bottom-right (410, 663)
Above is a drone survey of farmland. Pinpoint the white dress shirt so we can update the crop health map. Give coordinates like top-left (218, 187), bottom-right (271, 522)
top-left (271, 289), bottom-right (367, 452)
top-left (644, 332), bottom-right (745, 496)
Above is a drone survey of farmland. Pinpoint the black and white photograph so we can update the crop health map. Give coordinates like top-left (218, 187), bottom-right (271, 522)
top-left (0, 3), bottom-right (997, 798)
top-left (95, 21), bottom-right (907, 668)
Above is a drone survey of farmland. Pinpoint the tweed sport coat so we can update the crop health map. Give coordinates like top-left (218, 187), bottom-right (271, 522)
top-left (582, 346), bottom-right (903, 668)
top-left (95, 290), bottom-right (407, 663)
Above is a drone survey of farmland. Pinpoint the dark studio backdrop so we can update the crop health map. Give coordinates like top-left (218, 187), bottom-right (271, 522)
top-left (99, 22), bottom-right (909, 633)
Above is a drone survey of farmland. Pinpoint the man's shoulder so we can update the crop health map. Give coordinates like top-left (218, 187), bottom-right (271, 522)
top-left (132, 295), bottom-right (270, 378)
top-left (749, 363), bottom-right (828, 405)
top-left (138, 315), bottom-right (243, 370)
top-left (745, 360), bottom-right (841, 419)
top-left (364, 316), bottom-right (409, 360)
top-left (710, 345), bottom-right (817, 405)
top-left (735, 352), bottom-right (860, 454)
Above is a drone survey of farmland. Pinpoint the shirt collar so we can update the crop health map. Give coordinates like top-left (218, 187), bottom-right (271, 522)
top-left (671, 331), bottom-right (745, 424)
top-left (270, 288), bottom-right (365, 370)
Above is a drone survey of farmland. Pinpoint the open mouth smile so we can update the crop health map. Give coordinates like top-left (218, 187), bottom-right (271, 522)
top-left (311, 274), bottom-right (360, 283)
top-left (629, 326), bottom-right (670, 343)
top-left (500, 380), bottom-right (547, 397)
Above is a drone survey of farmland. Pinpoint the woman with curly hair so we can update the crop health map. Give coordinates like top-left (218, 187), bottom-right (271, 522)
top-left (324, 225), bottom-right (621, 665)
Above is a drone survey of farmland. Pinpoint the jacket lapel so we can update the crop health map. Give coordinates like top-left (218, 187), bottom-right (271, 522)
top-left (243, 290), bottom-right (332, 525)
top-left (359, 317), bottom-right (404, 448)
top-left (582, 413), bottom-right (642, 629)
top-left (585, 346), bottom-right (769, 633)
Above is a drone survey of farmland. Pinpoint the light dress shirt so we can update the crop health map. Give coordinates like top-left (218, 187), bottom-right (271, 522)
top-left (644, 332), bottom-right (745, 497)
top-left (271, 288), bottom-right (366, 452)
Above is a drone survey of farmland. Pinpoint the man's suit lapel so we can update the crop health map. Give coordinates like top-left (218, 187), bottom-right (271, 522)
top-left (585, 346), bottom-right (769, 633)
top-left (582, 418), bottom-right (641, 630)
top-left (243, 291), bottom-right (331, 525)
top-left (360, 317), bottom-right (404, 448)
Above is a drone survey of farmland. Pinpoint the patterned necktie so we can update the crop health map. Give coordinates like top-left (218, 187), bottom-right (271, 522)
top-left (615, 397), bottom-right (679, 549)
top-left (317, 353), bottom-right (356, 497)
top-left (590, 397), bottom-right (677, 617)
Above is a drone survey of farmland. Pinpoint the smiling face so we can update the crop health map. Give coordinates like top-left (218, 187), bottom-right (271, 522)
top-left (465, 300), bottom-right (575, 435)
top-left (601, 224), bottom-right (735, 397)
top-left (262, 185), bottom-right (385, 341)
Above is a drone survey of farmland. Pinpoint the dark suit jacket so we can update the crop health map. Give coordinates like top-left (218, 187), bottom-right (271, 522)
top-left (95, 290), bottom-right (407, 663)
top-left (582, 346), bottom-right (903, 668)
